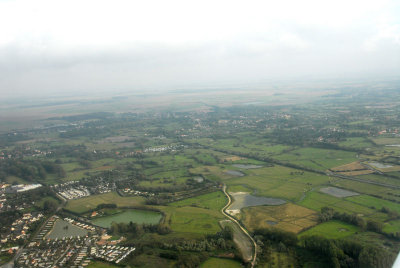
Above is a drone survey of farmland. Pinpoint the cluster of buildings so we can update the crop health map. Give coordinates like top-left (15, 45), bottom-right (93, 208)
top-left (91, 245), bottom-right (135, 264)
top-left (17, 236), bottom-right (98, 267)
top-left (143, 144), bottom-right (184, 153)
top-left (0, 212), bottom-right (43, 245)
top-left (52, 182), bottom-right (90, 200)
top-left (34, 216), bottom-right (58, 241)
top-left (16, 235), bottom-right (135, 267)
top-left (0, 148), bottom-right (51, 160)
top-left (121, 188), bottom-right (155, 197)
top-left (58, 186), bottom-right (90, 200)
top-left (52, 181), bottom-right (114, 200)
top-left (0, 184), bottom-right (44, 212)
top-left (0, 185), bottom-right (7, 210)
top-left (5, 184), bottom-right (42, 194)
top-left (64, 218), bottom-right (96, 231)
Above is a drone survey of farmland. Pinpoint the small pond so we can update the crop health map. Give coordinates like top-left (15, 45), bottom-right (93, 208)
top-left (91, 209), bottom-right (162, 228)
top-left (368, 162), bottom-right (393, 169)
top-left (227, 192), bottom-right (286, 212)
top-left (319, 187), bottom-right (359, 198)
top-left (225, 170), bottom-right (245, 177)
top-left (232, 164), bottom-right (263, 169)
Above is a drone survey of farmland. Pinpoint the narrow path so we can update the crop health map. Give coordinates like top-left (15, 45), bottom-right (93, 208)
top-left (221, 185), bottom-right (257, 268)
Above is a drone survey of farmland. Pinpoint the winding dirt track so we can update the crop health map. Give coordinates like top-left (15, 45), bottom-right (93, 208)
top-left (221, 185), bottom-right (257, 267)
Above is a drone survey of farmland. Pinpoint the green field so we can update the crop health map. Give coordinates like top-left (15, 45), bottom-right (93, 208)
top-left (299, 220), bottom-right (360, 239)
top-left (87, 261), bottom-right (119, 268)
top-left (274, 147), bottom-right (357, 171)
top-left (345, 194), bottom-right (400, 213)
top-left (258, 251), bottom-right (297, 268)
top-left (383, 220), bottom-right (400, 234)
top-left (338, 137), bottom-right (375, 149)
top-left (299, 191), bottom-right (375, 215)
top-left (200, 257), bottom-right (242, 268)
top-left (224, 165), bottom-right (330, 201)
top-left (169, 191), bottom-right (227, 211)
top-left (333, 179), bottom-right (400, 202)
top-left (160, 206), bottom-right (223, 235)
top-left (65, 192), bottom-right (146, 214)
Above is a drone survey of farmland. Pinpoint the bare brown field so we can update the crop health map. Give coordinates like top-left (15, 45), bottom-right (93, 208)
top-left (241, 203), bottom-right (318, 233)
top-left (378, 166), bottom-right (400, 172)
top-left (337, 170), bottom-right (374, 176)
top-left (221, 156), bottom-right (244, 162)
top-left (331, 161), bottom-right (374, 175)
top-left (95, 166), bottom-right (114, 171)
top-left (331, 161), bottom-right (366, 171)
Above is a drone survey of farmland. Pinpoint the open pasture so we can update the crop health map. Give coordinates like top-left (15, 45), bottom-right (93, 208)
top-left (371, 137), bottom-right (400, 145)
top-left (274, 147), bottom-right (357, 171)
top-left (383, 220), bottom-right (400, 234)
top-left (65, 192), bottom-right (146, 214)
top-left (356, 173), bottom-right (400, 187)
top-left (338, 137), bottom-right (375, 149)
top-left (299, 191), bottom-right (375, 215)
top-left (225, 165), bottom-right (330, 201)
top-left (258, 251), bottom-right (298, 268)
top-left (200, 258), bottom-right (242, 268)
top-left (87, 261), bottom-right (120, 268)
top-left (242, 203), bottom-right (318, 233)
top-left (160, 206), bottom-right (223, 235)
top-left (345, 194), bottom-right (400, 213)
top-left (189, 165), bottom-right (233, 181)
top-left (299, 220), bottom-right (360, 239)
top-left (169, 191), bottom-right (227, 211)
top-left (333, 179), bottom-right (400, 202)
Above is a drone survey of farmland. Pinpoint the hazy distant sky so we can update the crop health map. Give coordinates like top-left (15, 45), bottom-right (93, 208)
top-left (0, 0), bottom-right (399, 97)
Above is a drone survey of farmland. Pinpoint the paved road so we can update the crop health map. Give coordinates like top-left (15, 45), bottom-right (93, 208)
top-left (221, 185), bottom-right (257, 268)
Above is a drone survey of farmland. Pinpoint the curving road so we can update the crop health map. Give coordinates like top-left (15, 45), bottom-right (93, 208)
top-left (221, 184), bottom-right (257, 268)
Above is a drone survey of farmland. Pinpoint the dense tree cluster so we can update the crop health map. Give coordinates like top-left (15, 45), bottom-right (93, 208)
top-left (110, 221), bottom-right (171, 237)
top-left (301, 235), bottom-right (395, 268)
top-left (0, 159), bottom-right (65, 182)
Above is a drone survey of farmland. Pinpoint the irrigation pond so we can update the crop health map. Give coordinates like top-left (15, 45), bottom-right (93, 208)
top-left (320, 187), bottom-right (359, 198)
top-left (232, 164), bottom-right (263, 169)
top-left (91, 209), bottom-right (162, 228)
top-left (227, 192), bottom-right (286, 215)
top-left (224, 170), bottom-right (245, 177)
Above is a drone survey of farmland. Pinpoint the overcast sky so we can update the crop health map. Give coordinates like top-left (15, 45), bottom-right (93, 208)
top-left (0, 0), bottom-right (399, 98)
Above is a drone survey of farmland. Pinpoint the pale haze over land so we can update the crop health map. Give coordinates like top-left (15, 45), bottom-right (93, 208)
top-left (0, 0), bottom-right (399, 98)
